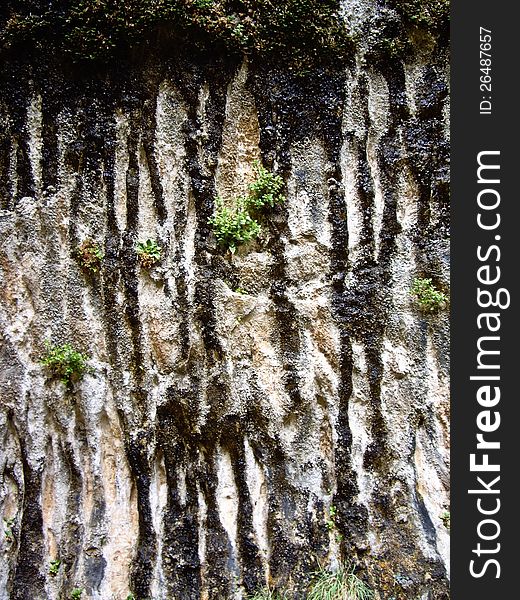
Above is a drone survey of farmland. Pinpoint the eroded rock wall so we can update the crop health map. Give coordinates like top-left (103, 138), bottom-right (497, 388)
top-left (0, 6), bottom-right (449, 600)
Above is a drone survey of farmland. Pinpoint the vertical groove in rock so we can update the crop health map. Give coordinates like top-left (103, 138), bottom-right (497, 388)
top-left (12, 428), bottom-right (45, 600)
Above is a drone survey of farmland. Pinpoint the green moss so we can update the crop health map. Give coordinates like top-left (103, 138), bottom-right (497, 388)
top-left (0, 0), bottom-right (351, 63)
top-left (390, 0), bottom-right (449, 32)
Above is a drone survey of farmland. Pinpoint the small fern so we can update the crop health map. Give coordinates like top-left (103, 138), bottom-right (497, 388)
top-left (246, 161), bottom-right (286, 210)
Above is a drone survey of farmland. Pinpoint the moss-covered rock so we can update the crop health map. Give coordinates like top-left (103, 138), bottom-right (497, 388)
top-left (0, 0), bottom-right (352, 64)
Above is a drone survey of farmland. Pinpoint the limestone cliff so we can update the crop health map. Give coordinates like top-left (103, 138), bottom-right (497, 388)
top-left (0, 2), bottom-right (449, 599)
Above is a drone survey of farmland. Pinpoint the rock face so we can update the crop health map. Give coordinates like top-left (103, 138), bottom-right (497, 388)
top-left (0, 3), bottom-right (449, 600)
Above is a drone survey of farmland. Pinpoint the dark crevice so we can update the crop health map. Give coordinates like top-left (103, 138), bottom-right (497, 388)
top-left (11, 434), bottom-right (45, 599)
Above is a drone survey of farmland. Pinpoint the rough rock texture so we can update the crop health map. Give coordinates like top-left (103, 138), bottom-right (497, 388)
top-left (0, 3), bottom-right (449, 600)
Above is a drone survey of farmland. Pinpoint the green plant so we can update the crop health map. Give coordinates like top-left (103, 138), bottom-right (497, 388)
top-left (126, 595), bottom-right (135, 600)
top-left (209, 197), bottom-right (261, 254)
top-left (75, 239), bottom-right (103, 273)
top-left (49, 559), bottom-right (61, 576)
top-left (308, 563), bottom-right (374, 600)
top-left (440, 510), bottom-right (450, 531)
top-left (40, 341), bottom-right (92, 387)
top-left (209, 163), bottom-right (285, 254)
top-left (70, 589), bottom-right (84, 600)
top-left (246, 161), bottom-right (286, 210)
top-left (0, 1), bottom-right (352, 64)
top-left (326, 505), bottom-right (338, 530)
top-left (410, 278), bottom-right (447, 312)
top-left (3, 518), bottom-right (14, 542)
top-left (136, 238), bottom-right (162, 268)
top-left (235, 287), bottom-right (248, 295)
top-left (390, 0), bottom-right (449, 31)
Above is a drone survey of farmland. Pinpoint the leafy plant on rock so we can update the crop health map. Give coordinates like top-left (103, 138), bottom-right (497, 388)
top-left (209, 163), bottom-right (285, 254)
top-left (246, 161), bottom-right (286, 210)
top-left (410, 277), bottom-right (447, 312)
top-left (326, 505), bottom-right (338, 531)
top-left (209, 196), bottom-right (261, 254)
top-left (3, 518), bottom-right (15, 543)
top-left (75, 239), bottom-right (103, 273)
top-left (136, 238), bottom-right (162, 269)
top-left (49, 559), bottom-right (61, 576)
top-left (70, 589), bottom-right (84, 600)
top-left (40, 342), bottom-right (92, 387)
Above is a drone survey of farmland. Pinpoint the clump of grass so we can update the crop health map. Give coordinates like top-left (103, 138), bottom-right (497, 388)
top-left (136, 238), bottom-right (162, 269)
top-left (440, 510), bottom-right (450, 531)
top-left (70, 589), bottom-right (84, 600)
top-left (40, 341), bottom-right (92, 387)
top-left (308, 563), bottom-right (374, 600)
top-left (75, 239), bottom-right (103, 273)
top-left (410, 277), bottom-right (447, 312)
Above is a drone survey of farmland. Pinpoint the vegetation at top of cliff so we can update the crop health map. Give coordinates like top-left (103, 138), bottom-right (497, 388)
top-left (0, 0), bottom-right (351, 64)
top-left (363, 1), bottom-right (449, 61)
top-left (389, 0), bottom-right (449, 33)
